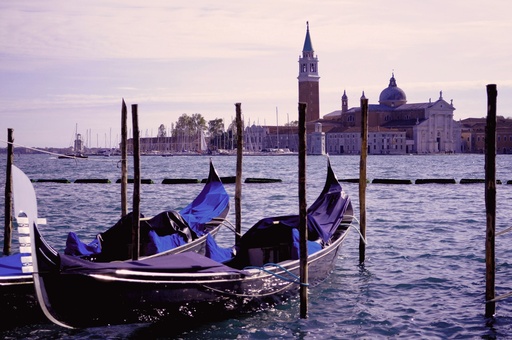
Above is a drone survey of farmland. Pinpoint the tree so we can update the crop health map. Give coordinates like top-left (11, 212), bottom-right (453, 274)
top-left (172, 113), bottom-right (208, 152)
top-left (174, 113), bottom-right (207, 135)
top-left (157, 124), bottom-right (166, 137)
top-left (208, 118), bottom-right (224, 136)
top-left (209, 118), bottom-right (225, 150)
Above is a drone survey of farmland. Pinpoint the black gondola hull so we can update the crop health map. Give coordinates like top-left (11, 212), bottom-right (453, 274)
top-left (35, 225), bottom-right (349, 328)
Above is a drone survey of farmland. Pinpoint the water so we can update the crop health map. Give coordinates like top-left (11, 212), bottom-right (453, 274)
top-left (1, 153), bottom-right (512, 339)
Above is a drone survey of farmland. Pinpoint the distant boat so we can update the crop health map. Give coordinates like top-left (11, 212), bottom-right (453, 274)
top-left (58, 153), bottom-right (88, 159)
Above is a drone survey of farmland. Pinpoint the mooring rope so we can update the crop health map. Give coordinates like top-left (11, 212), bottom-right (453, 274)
top-left (496, 225), bottom-right (512, 237)
top-left (201, 280), bottom-right (295, 298)
top-left (219, 219), bottom-right (243, 237)
top-left (343, 215), bottom-right (368, 245)
top-left (244, 262), bottom-right (307, 286)
top-left (0, 139), bottom-right (125, 163)
top-left (487, 291), bottom-right (512, 303)
top-left (200, 263), bottom-right (304, 298)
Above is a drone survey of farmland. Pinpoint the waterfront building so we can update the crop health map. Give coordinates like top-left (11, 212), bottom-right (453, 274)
top-left (296, 22), bottom-right (324, 154)
top-left (460, 116), bottom-right (512, 154)
top-left (244, 124), bottom-right (299, 152)
top-left (324, 74), bottom-right (462, 154)
top-left (298, 21), bottom-right (320, 124)
top-left (244, 124), bottom-right (267, 152)
top-left (326, 126), bottom-right (407, 155)
top-left (309, 123), bottom-right (326, 155)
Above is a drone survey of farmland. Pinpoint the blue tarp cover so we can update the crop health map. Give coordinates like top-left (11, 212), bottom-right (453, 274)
top-left (220, 159), bottom-right (351, 268)
top-left (0, 253), bottom-right (29, 276)
top-left (64, 161), bottom-right (229, 260)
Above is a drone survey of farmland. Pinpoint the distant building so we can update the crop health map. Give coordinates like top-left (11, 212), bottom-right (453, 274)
top-left (298, 21), bottom-right (320, 124)
top-left (323, 74), bottom-right (462, 154)
top-left (296, 22), bottom-right (324, 154)
top-left (326, 125), bottom-right (407, 155)
top-left (125, 133), bottom-right (207, 154)
top-left (309, 123), bottom-right (325, 155)
top-left (244, 124), bottom-right (299, 152)
top-left (460, 117), bottom-right (512, 153)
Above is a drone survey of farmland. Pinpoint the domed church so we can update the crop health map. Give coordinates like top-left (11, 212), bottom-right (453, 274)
top-left (323, 73), bottom-right (461, 154)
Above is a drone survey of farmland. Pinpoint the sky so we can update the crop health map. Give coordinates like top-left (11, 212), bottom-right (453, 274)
top-left (1, 0), bottom-right (511, 148)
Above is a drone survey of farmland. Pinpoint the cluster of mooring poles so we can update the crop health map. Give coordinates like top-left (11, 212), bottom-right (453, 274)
top-left (121, 100), bottom-right (245, 261)
top-left (1, 85), bottom-right (502, 321)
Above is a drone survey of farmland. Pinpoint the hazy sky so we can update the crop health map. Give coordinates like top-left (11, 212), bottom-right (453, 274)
top-left (1, 1), bottom-right (511, 148)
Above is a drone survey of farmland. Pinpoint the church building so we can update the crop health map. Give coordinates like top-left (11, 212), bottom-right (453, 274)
top-left (245, 22), bottom-right (462, 155)
top-left (324, 74), bottom-right (461, 154)
top-left (298, 21), bottom-right (320, 124)
top-left (297, 22), bottom-right (325, 155)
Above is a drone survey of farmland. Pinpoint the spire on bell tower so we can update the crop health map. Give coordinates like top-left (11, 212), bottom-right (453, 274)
top-left (302, 21), bottom-right (314, 57)
top-left (298, 21), bottom-right (320, 123)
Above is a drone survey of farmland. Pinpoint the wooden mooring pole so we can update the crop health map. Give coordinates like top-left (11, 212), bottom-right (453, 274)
top-left (235, 103), bottom-right (243, 244)
top-left (121, 99), bottom-right (128, 217)
top-left (359, 96), bottom-right (368, 264)
top-left (298, 102), bottom-right (308, 319)
top-left (3, 128), bottom-right (14, 255)
top-left (485, 84), bottom-right (497, 318)
top-left (131, 104), bottom-right (141, 261)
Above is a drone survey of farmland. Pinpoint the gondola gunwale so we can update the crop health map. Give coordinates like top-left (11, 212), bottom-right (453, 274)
top-left (14, 156), bottom-right (354, 329)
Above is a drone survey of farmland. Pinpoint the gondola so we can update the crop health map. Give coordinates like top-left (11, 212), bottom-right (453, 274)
top-left (64, 159), bottom-right (230, 262)
top-left (0, 160), bottom-right (229, 326)
top-left (14, 158), bottom-right (353, 329)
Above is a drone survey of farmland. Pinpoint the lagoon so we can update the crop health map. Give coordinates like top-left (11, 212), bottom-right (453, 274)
top-left (1, 153), bottom-right (511, 338)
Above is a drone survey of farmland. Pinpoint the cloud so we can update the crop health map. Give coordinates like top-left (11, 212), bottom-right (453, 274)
top-left (1, 0), bottom-right (512, 147)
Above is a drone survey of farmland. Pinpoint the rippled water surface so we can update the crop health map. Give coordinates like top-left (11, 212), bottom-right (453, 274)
top-left (1, 153), bottom-right (512, 339)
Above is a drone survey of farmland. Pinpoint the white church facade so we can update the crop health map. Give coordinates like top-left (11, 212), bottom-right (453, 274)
top-left (322, 74), bottom-right (462, 154)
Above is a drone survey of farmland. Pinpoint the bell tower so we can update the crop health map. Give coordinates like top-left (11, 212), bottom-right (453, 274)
top-left (298, 22), bottom-right (320, 122)
top-left (341, 90), bottom-right (348, 113)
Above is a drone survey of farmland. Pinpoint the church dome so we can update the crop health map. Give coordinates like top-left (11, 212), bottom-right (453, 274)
top-left (379, 73), bottom-right (407, 107)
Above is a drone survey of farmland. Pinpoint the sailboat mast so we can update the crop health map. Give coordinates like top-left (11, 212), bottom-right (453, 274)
top-left (276, 107), bottom-right (279, 149)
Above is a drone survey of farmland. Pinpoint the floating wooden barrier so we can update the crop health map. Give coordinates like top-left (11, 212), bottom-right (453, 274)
top-left (201, 176), bottom-right (237, 184)
top-left (372, 178), bottom-right (413, 185)
top-left (415, 178), bottom-right (456, 184)
top-left (162, 178), bottom-right (200, 184)
top-left (74, 179), bottom-right (111, 184)
top-left (338, 178), bottom-right (361, 183)
top-left (460, 178), bottom-right (502, 184)
top-left (116, 178), bottom-right (153, 184)
top-left (221, 176), bottom-right (237, 184)
top-left (245, 178), bottom-right (282, 184)
top-left (339, 178), bottom-right (371, 184)
top-left (460, 178), bottom-right (485, 184)
top-left (36, 179), bottom-right (70, 183)
top-left (507, 180), bottom-right (512, 185)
